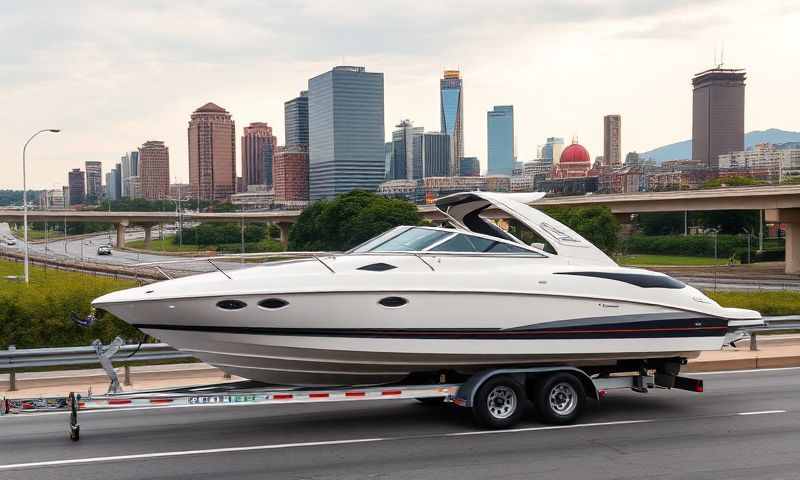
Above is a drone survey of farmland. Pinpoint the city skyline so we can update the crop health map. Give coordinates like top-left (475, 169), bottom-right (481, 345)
top-left (2, 1), bottom-right (799, 189)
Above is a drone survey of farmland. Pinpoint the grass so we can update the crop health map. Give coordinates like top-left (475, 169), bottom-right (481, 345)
top-left (127, 234), bottom-right (283, 254)
top-left (0, 258), bottom-right (140, 350)
top-left (706, 290), bottom-right (800, 316)
top-left (619, 254), bottom-right (738, 266)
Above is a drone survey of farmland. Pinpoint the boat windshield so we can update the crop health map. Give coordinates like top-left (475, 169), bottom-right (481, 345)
top-left (368, 228), bottom-right (451, 252)
top-left (352, 227), bottom-right (544, 256)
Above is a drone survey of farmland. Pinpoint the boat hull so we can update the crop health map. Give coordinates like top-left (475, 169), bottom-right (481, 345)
top-left (99, 290), bottom-right (728, 386)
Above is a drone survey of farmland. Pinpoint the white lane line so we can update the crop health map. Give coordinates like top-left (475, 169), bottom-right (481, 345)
top-left (0, 418), bottom-right (652, 471)
top-left (693, 366), bottom-right (800, 375)
top-left (737, 410), bottom-right (787, 416)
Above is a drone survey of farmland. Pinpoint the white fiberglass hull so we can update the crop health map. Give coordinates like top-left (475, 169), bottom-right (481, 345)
top-left (98, 290), bottom-right (730, 386)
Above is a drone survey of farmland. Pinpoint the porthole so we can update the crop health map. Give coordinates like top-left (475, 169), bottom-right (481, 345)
top-left (378, 296), bottom-right (408, 308)
top-left (358, 263), bottom-right (397, 272)
top-left (217, 299), bottom-right (247, 310)
top-left (258, 298), bottom-right (289, 310)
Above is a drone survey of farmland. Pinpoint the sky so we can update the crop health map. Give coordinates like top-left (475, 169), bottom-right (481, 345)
top-left (2, 0), bottom-right (799, 190)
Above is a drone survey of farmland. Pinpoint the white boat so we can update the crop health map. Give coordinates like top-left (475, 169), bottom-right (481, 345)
top-left (93, 192), bottom-right (761, 386)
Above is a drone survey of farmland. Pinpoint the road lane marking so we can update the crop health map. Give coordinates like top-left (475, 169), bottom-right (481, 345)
top-left (737, 410), bottom-right (787, 416)
top-left (0, 419), bottom-right (653, 471)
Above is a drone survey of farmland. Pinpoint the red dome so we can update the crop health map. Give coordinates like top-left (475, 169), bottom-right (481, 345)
top-left (560, 143), bottom-right (590, 163)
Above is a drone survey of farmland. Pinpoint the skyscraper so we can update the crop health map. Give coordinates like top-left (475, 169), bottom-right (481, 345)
top-left (389, 119), bottom-right (424, 180)
top-left (308, 66), bottom-right (385, 200)
top-left (105, 165), bottom-right (121, 201)
top-left (188, 102), bottom-right (236, 201)
top-left (415, 132), bottom-right (451, 178)
top-left (541, 137), bottom-right (565, 165)
top-left (68, 168), bottom-right (85, 205)
top-left (273, 145), bottom-right (309, 202)
top-left (120, 151), bottom-right (139, 198)
top-left (603, 114), bottom-right (622, 166)
top-left (241, 122), bottom-right (277, 187)
top-left (460, 156), bottom-right (480, 176)
top-left (138, 140), bottom-right (170, 200)
top-left (84, 161), bottom-right (102, 203)
top-left (692, 67), bottom-right (746, 168)
top-left (440, 70), bottom-right (464, 175)
top-left (284, 91), bottom-right (309, 147)
top-left (487, 105), bottom-right (515, 176)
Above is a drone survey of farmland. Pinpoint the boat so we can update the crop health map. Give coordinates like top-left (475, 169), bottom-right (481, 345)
top-left (92, 192), bottom-right (762, 387)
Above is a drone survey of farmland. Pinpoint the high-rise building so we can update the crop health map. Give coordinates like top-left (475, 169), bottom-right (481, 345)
top-left (460, 156), bottom-right (480, 176)
top-left (43, 189), bottom-right (66, 209)
top-left (624, 151), bottom-right (641, 167)
top-left (415, 132), bottom-right (451, 178)
top-left (188, 102), bottom-right (236, 201)
top-left (541, 137), bottom-right (565, 165)
top-left (241, 122), bottom-right (277, 187)
top-left (84, 161), bottom-right (102, 203)
top-left (384, 142), bottom-right (393, 179)
top-left (692, 67), bottom-right (746, 168)
top-left (105, 165), bottom-right (121, 201)
top-left (120, 151), bottom-right (139, 198)
top-left (389, 120), bottom-right (424, 180)
top-left (440, 70), bottom-right (464, 175)
top-left (284, 91), bottom-right (309, 147)
top-left (603, 114), bottom-right (622, 166)
top-left (68, 168), bottom-right (85, 206)
top-left (487, 105), bottom-right (515, 176)
top-left (308, 66), bottom-right (385, 200)
top-left (138, 140), bottom-right (170, 200)
top-left (273, 145), bottom-right (309, 202)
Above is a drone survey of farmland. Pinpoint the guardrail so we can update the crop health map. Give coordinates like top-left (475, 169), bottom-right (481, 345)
top-left (748, 316), bottom-right (800, 351)
top-left (1, 343), bottom-right (195, 391)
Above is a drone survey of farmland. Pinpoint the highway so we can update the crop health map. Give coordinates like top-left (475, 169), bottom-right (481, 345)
top-left (2, 368), bottom-right (800, 479)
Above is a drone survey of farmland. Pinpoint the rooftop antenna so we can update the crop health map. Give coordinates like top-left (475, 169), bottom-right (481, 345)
top-left (720, 42), bottom-right (725, 68)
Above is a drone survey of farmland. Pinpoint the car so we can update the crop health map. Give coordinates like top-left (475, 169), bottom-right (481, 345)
top-left (3, 237), bottom-right (16, 246)
top-left (97, 245), bottom-right (112, 255)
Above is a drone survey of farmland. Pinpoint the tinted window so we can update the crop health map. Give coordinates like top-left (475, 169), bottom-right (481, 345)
top-left (486, 242), bottom-right (540, 254)
top-left (431, 234), bottom-right (495, 252)
top-left (371, 228), bottom-right (451, 252)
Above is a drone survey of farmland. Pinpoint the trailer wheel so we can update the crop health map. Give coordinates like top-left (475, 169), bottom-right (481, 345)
top-left (534, 373), bottom-right (585, 425)
top-left (472, 375), bottom-right (525, 429)
top-left (69, 425), bottom-right (80, 442)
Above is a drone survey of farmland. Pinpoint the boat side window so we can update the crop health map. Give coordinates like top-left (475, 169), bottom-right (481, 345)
top-left (484, 242), bottom-right (537, 254)
top-left (370, 228), bottom-right (451, 252)
top-left (430, 234), bottom-right (493, 252)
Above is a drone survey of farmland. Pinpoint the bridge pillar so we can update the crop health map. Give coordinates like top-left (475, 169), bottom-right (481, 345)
top-left (765, 209), bottom-right (800, 274)
top-left (115, 221), bottom-right (129, 249)
top-left (142, 224), bottom-right (154, 248)
top-left (277, 222), bottom-right (291, 248)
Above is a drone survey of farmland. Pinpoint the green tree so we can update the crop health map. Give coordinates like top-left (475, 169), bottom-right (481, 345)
top-left (702, 176), bottom-right (763, 189)
top-left (635, 212), bottom-right (687, 235)
top-left (542, 206), bottom-right (620, 254)
top-left (289, 191), bottom-right (421, 251)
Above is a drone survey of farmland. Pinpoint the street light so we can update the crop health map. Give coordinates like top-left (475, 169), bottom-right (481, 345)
top-left (22, 128), bottom-right (61, 284)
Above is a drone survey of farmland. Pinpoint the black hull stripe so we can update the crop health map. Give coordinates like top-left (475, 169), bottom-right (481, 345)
top-left (132, 319), bottom-right (727, 340)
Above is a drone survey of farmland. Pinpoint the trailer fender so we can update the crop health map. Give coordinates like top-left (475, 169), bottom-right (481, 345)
top-left (454, 367), bottom-right (599, 408)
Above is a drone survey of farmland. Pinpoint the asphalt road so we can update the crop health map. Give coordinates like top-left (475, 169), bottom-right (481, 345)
top-left (2, 368), bottom-right (800, 479)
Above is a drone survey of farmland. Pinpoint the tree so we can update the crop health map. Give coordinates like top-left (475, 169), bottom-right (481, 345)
top-left (289, 191), bottom-right (421, 251)
top-left (702, 176), bottom-right (763, 189)
top-left (635, 212), bottom-right (686, 235)
top-left (542, 206), bottom-right (620, 254)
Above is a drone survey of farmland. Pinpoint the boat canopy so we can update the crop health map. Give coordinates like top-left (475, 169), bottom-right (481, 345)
top-left (435, 192), bottom-right (616, 266)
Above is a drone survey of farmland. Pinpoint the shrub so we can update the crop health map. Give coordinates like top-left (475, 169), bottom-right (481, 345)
top-left (622, 234), bottom-right (748, 258)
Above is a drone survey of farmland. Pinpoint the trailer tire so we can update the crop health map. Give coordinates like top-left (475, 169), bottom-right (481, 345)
top-left (472, 375), bottom-right (525, 429)
top-left (534, 372), bottom-right (585, 425)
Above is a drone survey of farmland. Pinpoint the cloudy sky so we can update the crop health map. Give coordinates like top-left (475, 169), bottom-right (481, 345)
top-left (2, 0), bottom-right (798, 189)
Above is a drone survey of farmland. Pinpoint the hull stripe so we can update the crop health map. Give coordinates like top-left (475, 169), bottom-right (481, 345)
top-left (132, 318), bottom-right (727, 340)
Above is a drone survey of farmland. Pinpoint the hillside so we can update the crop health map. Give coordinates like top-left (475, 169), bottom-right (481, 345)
top-left (641, 128), bottom-right (800, 163)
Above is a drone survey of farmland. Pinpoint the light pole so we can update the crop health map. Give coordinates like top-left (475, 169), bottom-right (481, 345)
top-left (22, 129), bottom-right (60, 284)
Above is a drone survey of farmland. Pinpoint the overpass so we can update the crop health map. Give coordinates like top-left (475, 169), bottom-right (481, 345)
top-left (0, 210), bottom-right (302, 248)
top-left (2, 185), bottom-right (800, 271)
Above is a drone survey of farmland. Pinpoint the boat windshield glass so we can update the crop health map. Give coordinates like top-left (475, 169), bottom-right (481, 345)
top-left (430, 233), bottom-right (543, 255)
top-left (368, 228), bottom-right (451, 252)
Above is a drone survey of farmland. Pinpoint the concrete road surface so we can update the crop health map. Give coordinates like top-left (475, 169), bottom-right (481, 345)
top-left (2, 368), bottom-right (800, 479)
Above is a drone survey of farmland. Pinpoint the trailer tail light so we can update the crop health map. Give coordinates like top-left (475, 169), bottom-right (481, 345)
top-left (598, 389), bottom-right (608, 399)
top-left (673, 376), bottom-right (704, 393)
top-left (272, 394), bottom-right (293, 400)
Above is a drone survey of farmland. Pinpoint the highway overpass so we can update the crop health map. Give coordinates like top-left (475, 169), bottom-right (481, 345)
top-left (2, 185), bottom-right (800, 272)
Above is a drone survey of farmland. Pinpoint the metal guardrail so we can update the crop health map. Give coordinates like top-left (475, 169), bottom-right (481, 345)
top-left (747, 316), bottom-right (800, 351)
top-left (1, 343), bottom-right (194, 391)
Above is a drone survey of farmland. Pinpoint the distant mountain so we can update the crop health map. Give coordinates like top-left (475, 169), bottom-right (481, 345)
top-left (641, 128), bottom-right (800, 163)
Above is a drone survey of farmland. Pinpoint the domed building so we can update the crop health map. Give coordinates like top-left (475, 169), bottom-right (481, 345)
top-left (552, 140), bottom-right (592, 178)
